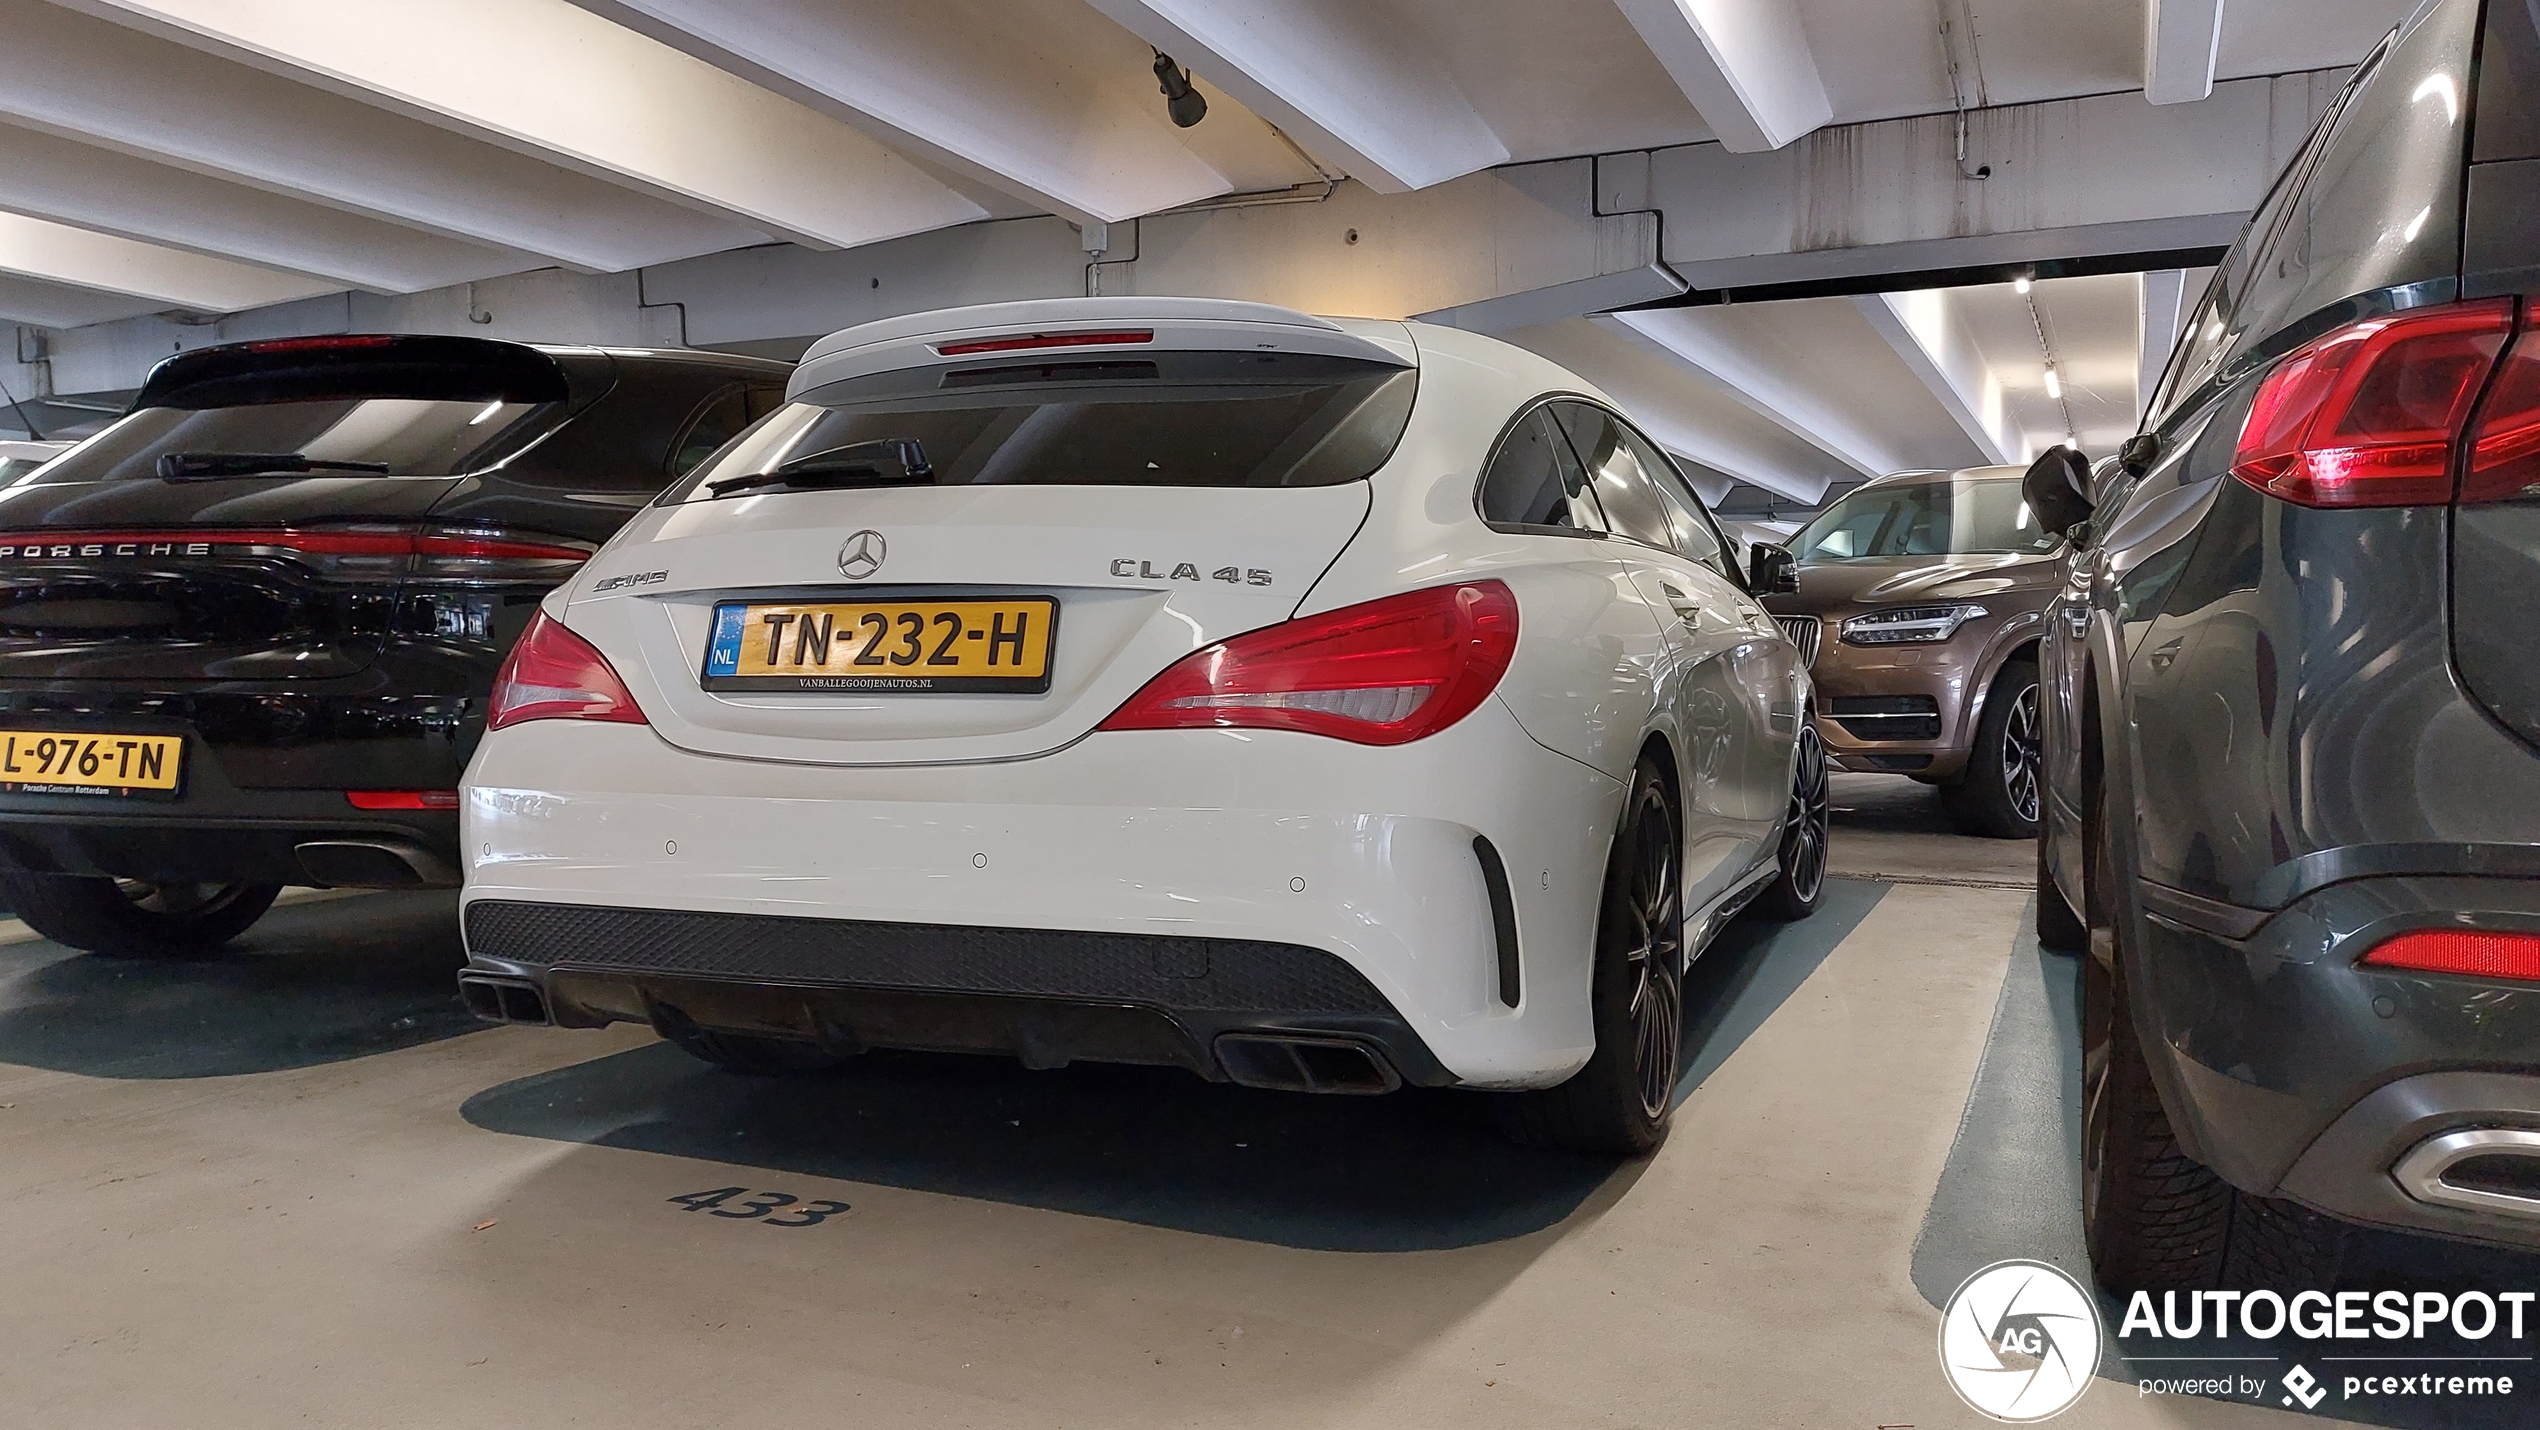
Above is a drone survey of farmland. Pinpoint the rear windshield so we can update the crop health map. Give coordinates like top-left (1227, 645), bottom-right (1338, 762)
top-left (24, 398), bottom-right (564, 483)
top-left (1790, 476), bottom-right (2060, 560)
top-left (663, 350), bottom-right (1416, 502)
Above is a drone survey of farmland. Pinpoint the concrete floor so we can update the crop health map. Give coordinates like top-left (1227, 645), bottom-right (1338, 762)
top-left (0, 779), bottom-right (2519, 1428)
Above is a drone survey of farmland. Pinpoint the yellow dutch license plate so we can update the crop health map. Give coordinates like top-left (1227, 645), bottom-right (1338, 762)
top-left (701, 596), bottom-right (1059, 694)
top-left (0, 731), bottom-right (184, 798)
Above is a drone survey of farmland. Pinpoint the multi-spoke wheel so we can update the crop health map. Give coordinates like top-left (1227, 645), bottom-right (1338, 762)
top-left (0, 870), bottom-right (280, 958)
top-left (1943, 657), bottom-right (2045, 839)
top-left (1497, 756), bottom-right (1684, 1154)
top-left (1754, 721), bottom-right (1829, 920)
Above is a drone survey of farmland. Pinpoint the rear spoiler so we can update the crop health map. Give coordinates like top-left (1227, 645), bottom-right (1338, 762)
top-left (134, 334), bottom-right (573, 412)
top-left (789, 297), bottom-right (1412, 400)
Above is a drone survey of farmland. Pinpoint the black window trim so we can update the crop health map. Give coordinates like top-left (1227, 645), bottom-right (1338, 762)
top-left (1472, 391), bottom-right (1612, 540)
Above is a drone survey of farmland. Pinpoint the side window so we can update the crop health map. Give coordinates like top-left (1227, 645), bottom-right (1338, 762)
top-left (1551, 403), bottom-right (1674, 550)
top-left (1629, 431), bottom-right (1736, 581)
top-left (1477, 407), bottom-right (1606, 534)
top-left (669, 383), bottom-right (788, 478)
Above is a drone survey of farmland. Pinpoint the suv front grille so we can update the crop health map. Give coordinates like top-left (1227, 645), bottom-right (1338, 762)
top-left (1774, 615), bottom-right (1820, 666)
top-left (1829, 694), bottom-right (1941, 742)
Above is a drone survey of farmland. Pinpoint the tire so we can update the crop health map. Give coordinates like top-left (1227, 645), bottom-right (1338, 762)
top-left (667, 1028), bottom-right (846, 1076)
top-left (2036, 838), bottom-right (2087, 950)
top-left (1751, 722), bottom-right (1828, 921)
top-left (1941, 658), bottom-right (2044, 839)
top-left (0, 871), bottom-right (279, 958)
top-left (1497, 757), bottom-right (1684, 1155)
top-left (2079, 816), bottom-right (2346, 1293)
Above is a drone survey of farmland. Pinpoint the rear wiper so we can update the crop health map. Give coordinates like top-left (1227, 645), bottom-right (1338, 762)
top-left (705, 439), bottom-right (932, 497)
top-left (157, 452), bottom-right (393, 483)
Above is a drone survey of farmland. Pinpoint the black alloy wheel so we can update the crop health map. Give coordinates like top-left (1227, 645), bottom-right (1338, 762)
top-left (1497, 757), bottom-right (1684, 1154)
top-left (1942, 658), bottom-right (2044, 839)
top-left (0, 870), bottom-right (280, 958)
top-left (1753, 723), bottom-right (1829, 920)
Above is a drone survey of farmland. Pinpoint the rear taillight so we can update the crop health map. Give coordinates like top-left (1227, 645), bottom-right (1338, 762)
top-left (488, 611), bottom-right (646, 731)
top-left (1097, 581), bottom-right (1518, 746)
top-left (2464, 325), bottom-right (2540, 504)
top-left (0, 525), bottom-right (589, 583)
top-left (2360, 928), bottom-right (2540, 982)
top-left (2231, 299), bottom-right (2514, 507)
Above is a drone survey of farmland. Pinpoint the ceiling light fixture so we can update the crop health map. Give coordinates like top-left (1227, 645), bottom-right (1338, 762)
top-left (2043, 366), bottom-right (2062, 400)
top-left (2014, 273), bottom-right (2033, 295)
top-left (1153, 51), bottom-right (1208, 129)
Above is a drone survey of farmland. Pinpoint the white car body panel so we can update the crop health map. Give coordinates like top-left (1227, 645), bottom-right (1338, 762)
top-left (460, 298), bottom-right (1810, 1091)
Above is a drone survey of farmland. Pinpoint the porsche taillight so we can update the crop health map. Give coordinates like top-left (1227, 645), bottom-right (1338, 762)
top-left (1096, 581), bottom-right (1518, 746)
top-left (487, 611), bottom-right (647, 730)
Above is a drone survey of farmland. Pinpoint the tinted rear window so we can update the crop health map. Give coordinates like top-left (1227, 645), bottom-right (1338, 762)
top-left (664, 350), bottom-right (1415, 501)
top-left (27, 398), bottom-right (563, 482)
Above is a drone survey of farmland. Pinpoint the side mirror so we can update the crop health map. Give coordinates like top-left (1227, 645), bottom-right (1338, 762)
top-left (1749, 542), bottom-right (1798, 594)
top-left (2022, 447), bottom-right (2095, 539)
top-left (2116, 433), bottom-right (2160, 478)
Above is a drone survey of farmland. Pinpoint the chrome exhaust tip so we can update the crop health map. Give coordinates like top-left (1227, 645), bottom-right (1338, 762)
top-left (1214, 1033), bottom-right (1401, 1095)
top-left (2394, 1128), bottom-right (2540, 1219)
top-left (457, 973), bottom-right (552, 1027)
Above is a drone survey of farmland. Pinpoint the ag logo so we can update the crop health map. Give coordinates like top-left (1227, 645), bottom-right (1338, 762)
top-left (1939, 1259), bottom-right (2102, 1422)
top-left (837, 530), bottom-right (887, 581)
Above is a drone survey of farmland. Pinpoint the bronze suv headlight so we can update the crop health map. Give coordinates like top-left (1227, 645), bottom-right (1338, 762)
top-left (1838, 603), bottom-right (1989, 645)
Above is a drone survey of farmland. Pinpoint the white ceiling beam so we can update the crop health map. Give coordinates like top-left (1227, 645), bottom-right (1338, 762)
top-left (1080, 0), bottom-right (1508, 193)
top-left (1611, 0), bottom-right (1832, 152)
top-left (564, 0), bottom-right (1240, 226)
top-left (0, 272), bottom-right (170, 330)
top-left (0, 0), bottom-right (761, 273)
top-left (0, 123), bottom-right (527, 295)
top-left (1855, 291), bottom-right (2017, 465)
top-left (61, 0), bottom-right (989, 251)
top-left (1603, 310), bottom-right (1913, 480)
top-left (0, 213), bottom-right (340, 314)
top-left (2144, 0), bottom-right (2227, 105)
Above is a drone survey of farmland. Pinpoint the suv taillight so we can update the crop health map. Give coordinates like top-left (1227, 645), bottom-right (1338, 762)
top-left (1097, 581), bottom-right (1519, 746)
top-left (488, 611), bottom-right (647, 731)
top-left (2231, 299), bottom-right (2514, 507)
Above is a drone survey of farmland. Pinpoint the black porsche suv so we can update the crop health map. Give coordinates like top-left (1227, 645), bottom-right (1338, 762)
top-left (0, 334), bottom-right (787, 957)
top-left (2034, 0), bottom-right (2540, 1291)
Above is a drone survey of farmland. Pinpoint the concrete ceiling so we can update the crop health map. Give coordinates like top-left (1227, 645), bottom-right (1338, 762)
top-left (0, 0), bottom-right (2418, 481)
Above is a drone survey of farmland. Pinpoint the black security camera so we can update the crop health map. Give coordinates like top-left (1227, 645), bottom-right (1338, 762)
top-left (1153, 51), bottom-right (1207, 129)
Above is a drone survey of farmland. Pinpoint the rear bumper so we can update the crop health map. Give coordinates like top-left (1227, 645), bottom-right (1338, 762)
top-left (2133, 872), bottom-right (2540, 1252)
top-left (459, 699), bottom-right (1625, 1088)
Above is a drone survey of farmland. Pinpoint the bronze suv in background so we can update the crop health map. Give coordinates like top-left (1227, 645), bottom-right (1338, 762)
top-left (1759, 465), bottom-right (2062, 838)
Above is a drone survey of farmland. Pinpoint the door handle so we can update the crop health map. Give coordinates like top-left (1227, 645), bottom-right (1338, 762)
top-left (2061, 599), bottom-right (2088, 636)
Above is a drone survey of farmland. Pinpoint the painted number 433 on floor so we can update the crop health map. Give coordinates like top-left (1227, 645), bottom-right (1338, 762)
top-left (668, 1187), bottom-right (850, 1227)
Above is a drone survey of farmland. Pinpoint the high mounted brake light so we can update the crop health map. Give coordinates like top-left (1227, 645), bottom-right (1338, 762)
top-left (933, 330), bottom-right (1154, 357)
top-left (1097, 581), bottom-right (1519, 746)
top-left (240, 335), bottom-right (398, 353)
top-left (2231, 299), bottom-right (2514, 507)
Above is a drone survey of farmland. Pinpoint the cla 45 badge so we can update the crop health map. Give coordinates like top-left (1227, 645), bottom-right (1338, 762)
top-left (1110, 558), bottom-right (1271, 586)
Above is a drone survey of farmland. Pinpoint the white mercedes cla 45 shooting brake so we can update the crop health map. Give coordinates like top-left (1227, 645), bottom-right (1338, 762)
top-left (458, 297), bottom-right (1827, 1153)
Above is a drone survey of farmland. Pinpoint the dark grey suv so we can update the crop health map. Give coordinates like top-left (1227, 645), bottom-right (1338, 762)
top-left (2036, 0), bottom-right (2540, 1292)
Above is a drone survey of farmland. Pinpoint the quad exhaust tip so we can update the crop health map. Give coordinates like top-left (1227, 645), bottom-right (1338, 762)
top-left (1214, 1032), bottom-right (1400, 1095)
top-left (2395, 1128), bottom-right (2540, 1220)
top-left (458, 974), bottom-right (552, 1027)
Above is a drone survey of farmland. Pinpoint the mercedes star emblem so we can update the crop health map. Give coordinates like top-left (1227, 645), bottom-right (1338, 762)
top-left (837, 530), bottom-right (887, 580)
